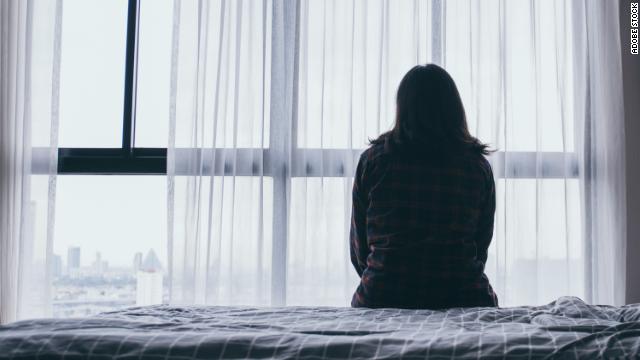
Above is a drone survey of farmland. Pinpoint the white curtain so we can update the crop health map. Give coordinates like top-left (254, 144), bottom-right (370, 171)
top-left (573, 0), bottom-right (626, 305)
top-left (0, 0), bottom-right (61, 323)
top-left (167, 0), bottom-right (626, 307)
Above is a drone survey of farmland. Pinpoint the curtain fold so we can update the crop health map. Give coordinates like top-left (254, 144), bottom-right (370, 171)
top-left (573, 0), bottom-right (626, 305)
top-left (167, 0), bottom-right (626, 307)
top-left (0, 0), bottom-right (61, 323)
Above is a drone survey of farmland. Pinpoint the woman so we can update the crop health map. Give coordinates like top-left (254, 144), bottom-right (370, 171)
top-left (350, 64), bottom-right (498, 309)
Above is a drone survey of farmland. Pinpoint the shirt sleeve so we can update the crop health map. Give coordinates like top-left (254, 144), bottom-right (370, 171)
top-left (350, 153), bottom-right (370, 277)
top-left (476, 165), bottom-right (496, 264)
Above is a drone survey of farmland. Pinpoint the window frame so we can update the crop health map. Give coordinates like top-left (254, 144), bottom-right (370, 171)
top-left (54, 0), bottom-right (166, 175)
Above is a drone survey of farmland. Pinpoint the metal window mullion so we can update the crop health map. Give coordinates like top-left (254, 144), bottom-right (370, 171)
top-left (287, 150), bottom-right (578, 179)
top-left (268, 0), bottom-right (299, 306)
top-left (431, 0), bottom-right (443, 65)
top-left (122, 0), bottom-right (140, 153)
top-left (45, 149), bottom-right (579, 177)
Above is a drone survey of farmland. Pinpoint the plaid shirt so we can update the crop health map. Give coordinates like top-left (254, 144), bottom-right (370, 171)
top-left (350, 138), bottom-right (498, 309)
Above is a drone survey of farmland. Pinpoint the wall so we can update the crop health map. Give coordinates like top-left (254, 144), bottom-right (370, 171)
top-left (620, 0), bottom-right (640, 304)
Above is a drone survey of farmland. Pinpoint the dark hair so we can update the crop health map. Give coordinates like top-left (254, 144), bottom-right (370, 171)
top-left (370, 64), bottom-right (492, 155)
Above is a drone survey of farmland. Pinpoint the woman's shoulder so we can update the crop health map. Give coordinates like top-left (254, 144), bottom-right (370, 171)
top-left (360, 141), bottom-right (390, 163)
top-left (461, 152), bottom-right (494, 183)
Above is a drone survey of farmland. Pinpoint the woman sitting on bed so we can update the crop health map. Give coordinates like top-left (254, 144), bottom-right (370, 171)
top-left (350, 64), bottom-right (498, 309)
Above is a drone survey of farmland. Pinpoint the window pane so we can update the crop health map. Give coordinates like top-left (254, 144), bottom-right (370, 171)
top-left (297, 1), bottom-right (575, 152)
top-left (20, 175), bottom-right (53, 319)
top-left (170, 176), bottom-right (273, 305)
top-left (288, 178), bottom-right (359, 305)
top-left (171, 0), bottom-right (271, 149)
top-left (296, 1), bottom-right (423, 149)
top-left (52, 176), bottom-right (167, 317)
top-left (486, 178), bottom-right (584, 306)
top-left (58, 0), bottom-right (127, 147)
top-left (443, 1), bottom-right (575, 152)
top-left (135, 0), bottom-right (173, 147)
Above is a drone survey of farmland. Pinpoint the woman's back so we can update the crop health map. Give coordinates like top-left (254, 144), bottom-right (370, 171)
top-left (349, 138), bottom-right (498, 309)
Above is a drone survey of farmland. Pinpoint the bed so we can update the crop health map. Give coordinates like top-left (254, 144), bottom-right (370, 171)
top-left (1, 296), bottom-right (639, 359)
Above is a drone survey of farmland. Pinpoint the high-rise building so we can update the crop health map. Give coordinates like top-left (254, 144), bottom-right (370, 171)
top-left (136, 249), bottom-right (163, 306)
top-left (133, 252), bottom-right (143, 273)
top-left (67, 246), bottom-right (80, 271)
top-left (52, 254), bottom-right (63, 278)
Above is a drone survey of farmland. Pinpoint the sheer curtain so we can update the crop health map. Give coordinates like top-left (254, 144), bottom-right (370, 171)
top-left (0, 0), bottom-right (61, 323)
top-left (573, 0), bottom-right (626, 305)
top-left (167, 0), bottom-right (626, 307)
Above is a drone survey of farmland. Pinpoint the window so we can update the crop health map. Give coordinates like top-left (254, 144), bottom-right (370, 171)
top-left (34, 0), bottom-right (582, 314)
top-left (34, 0), bottom-right (169, 317)
top-left (52, 176), bottom-right (167, 317)
top-left (58, 0), bottom-right (128, 148)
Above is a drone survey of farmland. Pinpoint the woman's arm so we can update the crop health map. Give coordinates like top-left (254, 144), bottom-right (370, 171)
top-left (476, 167), bottom-right (496, 264)
top-left (350, 154), bottom-right (370, 277)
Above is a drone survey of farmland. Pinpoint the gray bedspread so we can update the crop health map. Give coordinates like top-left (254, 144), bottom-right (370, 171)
top-left (1, 296), bottom-right (640, 359)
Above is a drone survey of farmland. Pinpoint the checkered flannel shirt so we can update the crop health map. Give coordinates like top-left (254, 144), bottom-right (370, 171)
top-left (350, 138), bottom-right (499, 309)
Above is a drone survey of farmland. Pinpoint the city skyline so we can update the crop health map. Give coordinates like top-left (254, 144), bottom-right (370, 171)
top-left (52, 246), bottom-right (167, 317)
top-left (54, 245), bottom-right (164, 272)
